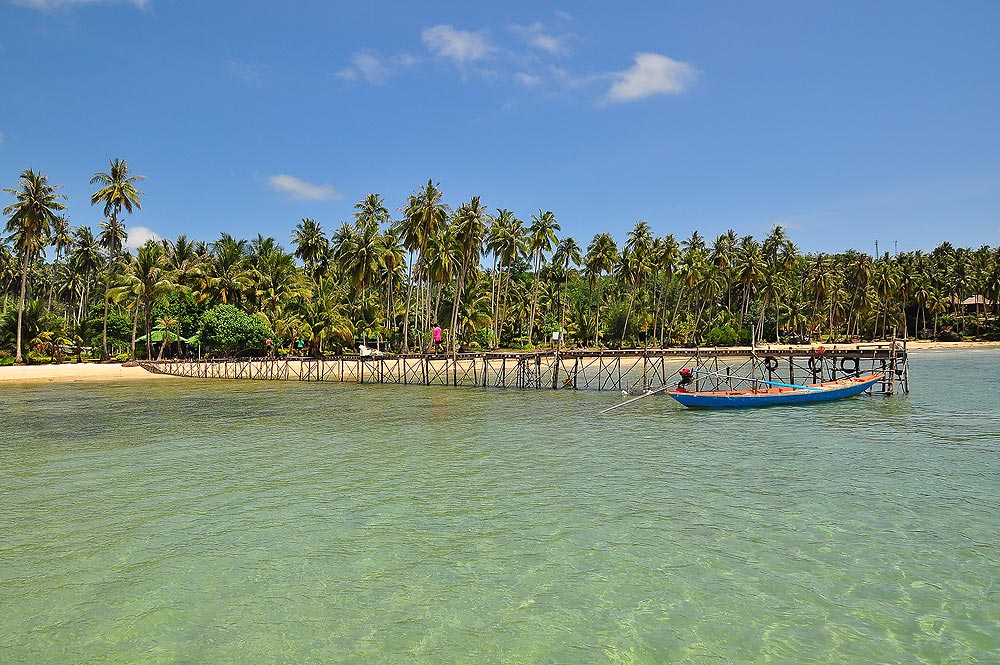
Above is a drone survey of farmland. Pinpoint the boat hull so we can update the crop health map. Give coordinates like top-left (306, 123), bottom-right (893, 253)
top-left (667, 374), bottom-right (884, 409)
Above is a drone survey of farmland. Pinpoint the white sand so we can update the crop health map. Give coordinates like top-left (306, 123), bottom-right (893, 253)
top-left (0, 362), bottom-right (175, 383)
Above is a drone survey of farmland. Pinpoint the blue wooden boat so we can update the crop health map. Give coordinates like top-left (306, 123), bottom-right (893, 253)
top-left (667, 373), bottom-right (884, 409)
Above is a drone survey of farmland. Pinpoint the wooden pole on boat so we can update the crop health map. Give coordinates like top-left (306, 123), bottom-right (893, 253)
top-left (599, 385), bottom-right (673, 414)
top-left (690, 369), bottom-right (821, 391)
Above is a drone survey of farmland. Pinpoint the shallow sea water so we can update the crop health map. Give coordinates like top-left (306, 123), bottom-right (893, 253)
top-left (2, 350), bottom-right (998, 663)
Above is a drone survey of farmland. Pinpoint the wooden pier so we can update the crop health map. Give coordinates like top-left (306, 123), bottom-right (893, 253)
top-left (139, 341), bottom-right (909, 396)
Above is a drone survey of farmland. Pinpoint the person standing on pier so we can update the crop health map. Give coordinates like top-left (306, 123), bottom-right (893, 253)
top-left (432, 324), bottom-right (442, 353)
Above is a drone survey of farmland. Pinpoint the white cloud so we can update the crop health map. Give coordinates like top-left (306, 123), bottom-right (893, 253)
top-left (124, 225), bottom-right (161, 250)
top-left (0, 130), bottom-right (4, 145)
top-left (515, 72), bottom-right (542, 87)
top-left (341, 52), bottom-right (388, 84)
top-left (11, 0), bottom-right (151, 9)
top-left (338, 51), bottom-right (419, 85)
top-left (509, 22), bottom-right (570, 56)
top-left (606, 53), bottom-right (697, 103)
top-left (422, 24), bottom-right (494, 65)
top-left (268, 174), bottom-right (341, 201)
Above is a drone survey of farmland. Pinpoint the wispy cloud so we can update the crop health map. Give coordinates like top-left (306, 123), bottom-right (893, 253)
top-left (606, 53), bottom-right (697, 103)
top-left (337, 51), bottom-right (417, 85)
top-left (124, 225), bottom-right (161, 250)
top-left (421, 24), bottom-right (495, 66)
top-left (509, 22), bottom-right (571, 56)
top-left (10, 0), bottom-right (151, 10)
top-left (268, 174), bottom-right (341, 201)
top-left (341, 19), bottom-right (697, 105)
top-left (226, 59), bottom-right (271, 86)
top-left (0, 130), bottom-right (4, 145)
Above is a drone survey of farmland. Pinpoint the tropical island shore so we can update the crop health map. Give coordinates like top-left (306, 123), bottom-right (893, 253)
top-left (0, 362), bottom-right (177, 383)
top-left (2, 340), bottom-right (997, 384)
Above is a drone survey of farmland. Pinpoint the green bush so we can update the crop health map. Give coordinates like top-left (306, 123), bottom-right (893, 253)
top-left (114, 352), bottom-right (131, 363)
top-left (197, 304), bottom-right (273, 354)
top-left (704, 325), bottom-right (740, 346)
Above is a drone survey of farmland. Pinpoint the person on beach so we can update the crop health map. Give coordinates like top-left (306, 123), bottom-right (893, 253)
top-left (432, 325), bottom-right (442, 353)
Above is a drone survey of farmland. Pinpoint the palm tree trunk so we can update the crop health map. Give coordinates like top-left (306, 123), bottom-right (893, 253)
top-left (402, 252), bottom-right (414, 350)
top-left (130, 296), bottom-right (140, 360)
top-left (527, 252), bottom-right (540, 346)
top-left (14, 254), bottom-right (29, 364)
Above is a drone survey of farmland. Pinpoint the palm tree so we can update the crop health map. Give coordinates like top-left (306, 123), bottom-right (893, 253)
top-left (91, 159), bottom-right (145, 359)
top-left (485, 209), bottom-right (526, 347)
top-left (68, 225), bottom-right (103, 326)
top-left (584, 233), bottom-right (619, 347)
top-left (353, 193), bottom-right (392, 232)
top-left (291, 218), bottom-right (329, 281)
top-left (526, 210), bottom-right (560, 345)
top-left (206, 234), bottom-right (253, 306)
top-left (97, 217), bottom-right (129, 359)
top-left (48, 215), bottom-right (73, 308)
top-left (551, 236), bottom-right (582, 340)
top-left (114, 241), bottom-right (176, 359)
top-left (449, 196), bottom-right (489, 352)
top-left (620, 221), bottom-right (653, 345)
top-left (3, 169), bottom-right (68, 363)
top-left (395, 180), bottom-right (449, 350)
top-left (155, 315), bottom-right (179, 360)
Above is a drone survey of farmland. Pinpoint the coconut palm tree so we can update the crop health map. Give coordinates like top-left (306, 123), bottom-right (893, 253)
top-left (111, 242), bottom-right (177, 359)
top-left (98, 216), bottom-right (130, 357)
top-left (91, 159), bottom-right (144, 359)
top-left (584, 232), bottom-right (618, 347)
top-left (3, 169), bottom-right (67, 363)
top-left (485, 209), bottom-right (526, 347)
top-left (48, 215), bottom-right (73, 308)
top-left (551, 236), bottom-right (582, 340)
top-left (526, 210), bottom-right (560, 345)
top-left (620, 221), bottom-right (653, 345)
top-left (395, 180), bottom-right (449, 350)
top-left (291, 218), bottom-right (329, 282)
top-left (449, 196), bottom-right (489, 352)
top-left (68, 225), bottom-right (103, 326)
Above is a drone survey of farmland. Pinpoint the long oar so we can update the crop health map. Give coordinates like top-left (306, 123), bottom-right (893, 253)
top-left (690, 368), bottom-right (821, 391)
top-left (599, 385), bottom-right (673, 414)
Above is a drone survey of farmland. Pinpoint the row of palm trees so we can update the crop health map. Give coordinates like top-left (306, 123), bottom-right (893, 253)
top-left (4, 167), bottom-right (1000, 363)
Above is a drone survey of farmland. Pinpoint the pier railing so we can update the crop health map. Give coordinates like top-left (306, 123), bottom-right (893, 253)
top-left (139, 341), bottom-right (909, 396)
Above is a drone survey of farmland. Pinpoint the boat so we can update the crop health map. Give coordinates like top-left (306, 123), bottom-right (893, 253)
top-left (666, 373), bottom-right (884, 409)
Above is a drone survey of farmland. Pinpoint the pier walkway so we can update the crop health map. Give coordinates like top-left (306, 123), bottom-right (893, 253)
top-left (139, 341), bottom-right (909, 396)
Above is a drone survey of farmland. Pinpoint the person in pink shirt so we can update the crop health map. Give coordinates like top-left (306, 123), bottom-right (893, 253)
top-left (432, 324), bottom-right (442, 352)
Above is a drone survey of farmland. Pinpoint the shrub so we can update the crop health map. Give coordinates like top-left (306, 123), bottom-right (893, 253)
top-left (197, 304), bottom-right (273, 355)
top-left (704, 325), bottom-right (740, 346)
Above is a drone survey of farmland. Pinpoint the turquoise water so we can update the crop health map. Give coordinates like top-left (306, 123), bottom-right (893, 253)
top-left (2, 350), bottom-right (998, 663)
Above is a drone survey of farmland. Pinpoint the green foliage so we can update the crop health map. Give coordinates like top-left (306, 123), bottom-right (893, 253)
top-left (114, 352), bottom-right (131, 363)
top-left (474, 327), bottom-right (497, 349)
top-left (197, 304), bottom-right (273, 354)
top-left (704, 325), bottom-right (740, 346)
top-left (102, 313), bottom-right (133, 348)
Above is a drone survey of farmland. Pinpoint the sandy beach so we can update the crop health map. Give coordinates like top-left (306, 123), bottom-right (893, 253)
top-left (0, 363), bottom-right (177, 384)
top-left (2, 340), bottom-right (997, 384)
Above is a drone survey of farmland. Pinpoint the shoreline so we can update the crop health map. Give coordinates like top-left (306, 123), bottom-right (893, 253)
top-left (1, 341), bottom-right (997, 384)
top-left (0, 363), bottom-right (177, 384)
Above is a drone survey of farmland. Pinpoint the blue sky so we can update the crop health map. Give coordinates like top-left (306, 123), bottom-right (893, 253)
top-left (1, 0), bottom-right (998, 255)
